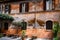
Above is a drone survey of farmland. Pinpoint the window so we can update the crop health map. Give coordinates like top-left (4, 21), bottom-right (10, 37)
top-left (5, 4), bottom-right (11, 14)
top-left (20, 2), bottom-right (29, 13)
top-left (4, 23), bottom-right (8, 30)
top-left (0, 23), bottom-right (2, 33)
top-left (46, 20), bottom-right (53, 30)
top-left (43, 0), bottom-right (53, 10)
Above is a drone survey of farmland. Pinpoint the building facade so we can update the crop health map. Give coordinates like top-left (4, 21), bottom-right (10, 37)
top-left (0, 0), bottom-right (60, 39)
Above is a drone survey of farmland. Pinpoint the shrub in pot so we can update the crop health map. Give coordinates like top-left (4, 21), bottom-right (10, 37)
top-left (53, 22), bottom-right (59, 38)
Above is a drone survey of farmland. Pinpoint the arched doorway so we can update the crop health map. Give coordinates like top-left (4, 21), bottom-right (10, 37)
top-left (46, 20), bottom-right (53, 30)
top-left (4, 22), bottom-right (9, 30)
top-left (0, 23), bottom-right (2, 33)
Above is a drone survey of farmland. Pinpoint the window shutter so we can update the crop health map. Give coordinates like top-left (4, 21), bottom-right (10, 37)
top-left (20, 3), bottom-right (22, 12)
top-left (43, 0), bottom-right (46, 10)
top-left (9, 4), bottom-right (11, 14)
top-left (25, 2), bottom-right (29, 12)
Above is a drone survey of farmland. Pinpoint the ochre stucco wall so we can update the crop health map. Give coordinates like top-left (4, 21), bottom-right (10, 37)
top-left (29, 2), bottom-right (43, 12)
top-left (10, 12), bottom-right (60, 22)
top-left (3, 0), bottom-right (60, 38)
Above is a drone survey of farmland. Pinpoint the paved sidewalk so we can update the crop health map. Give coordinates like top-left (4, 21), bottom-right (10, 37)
top-left (0, 37), bottom-right (52, 40)
top-left (0, 37), bottom-right (21, 40)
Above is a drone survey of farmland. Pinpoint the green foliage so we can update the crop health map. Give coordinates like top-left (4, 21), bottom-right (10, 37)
top-left (58, 25), bottom-right (60, 33)
top-left (53, 22), bottom-right (59, 32)
top-left (12, 22), bottom-right (21, 26)
top-left (0, 33), bottom-right (4, 38)
top-left (53, 22), bottom-right (60, 38)
top-left (53, 37), bottom-right (58, 40)
top-left (0, 14), bottom-right (14, 21)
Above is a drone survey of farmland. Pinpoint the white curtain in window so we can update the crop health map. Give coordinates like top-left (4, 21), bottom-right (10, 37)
top-left (22, 3), bottom-right (26, 13)
top-left (46, 0), bottom-right (50, 10)
top-left (46, 0), bottom-right (52, 10)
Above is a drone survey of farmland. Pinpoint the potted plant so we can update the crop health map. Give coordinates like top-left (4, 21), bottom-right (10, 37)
top-left (12, 22), bottom-right (21, 27)
top-left (53, 22), bottom-right (59, 40)
top-left (0, 33), bottom-right (4, 38)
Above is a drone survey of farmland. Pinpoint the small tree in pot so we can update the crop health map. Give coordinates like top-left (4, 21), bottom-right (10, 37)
top-left (53, 22), bottom-right (60, 40)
